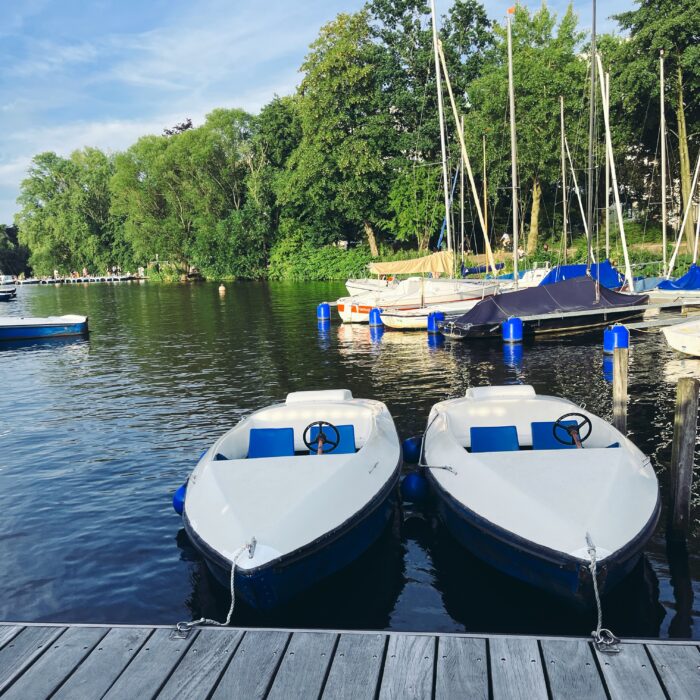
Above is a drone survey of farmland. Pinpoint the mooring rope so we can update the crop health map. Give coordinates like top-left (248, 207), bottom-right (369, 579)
top-left (586, 532), bottom-right (621, 653)
top-left (173, 540), bottom-right (255, 638)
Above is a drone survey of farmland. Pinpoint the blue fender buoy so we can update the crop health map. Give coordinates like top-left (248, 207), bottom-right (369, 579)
top-left (502, 317), bottom-right (523, 343)
top-left (369, 307), bottom-right (383, 327)
top-left (172, 481), bottom-right (188, 515)
top-left (427, 311), bottom-right (445, 334)
top-left (317, 302), bottom-right (331, 321)
top-left (603, 324), bottom-right (629, 354)
top-left (401, 471), bottom-right (429, 504)
top-left (402, 436), bottom-right (423, 464)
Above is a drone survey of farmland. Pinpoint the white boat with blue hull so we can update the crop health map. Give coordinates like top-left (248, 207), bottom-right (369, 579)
top-left (178, 389), bottom-right (401, 609)
top-left (422, 385), bottom-right (660, 606)
top-left (0, 315), bottom-right (88, 340)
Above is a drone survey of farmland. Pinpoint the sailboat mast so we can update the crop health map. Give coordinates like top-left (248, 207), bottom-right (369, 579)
top-left (483, 133), bottom-right (488, 244)
top-left (461, 115), bottom-right (466, 261)
top-left (560, 96), bottom-right (568, 265)
top-left (605, 72), bottom-right (610, 260)
top-left (507, 9), bottom-right (519, 288)
top-left (660, 50), bottom-right (667, 275)
top-left (585, 0), bottom-right (596, 272)
top-left (430, 0), bottom-right (452, 253)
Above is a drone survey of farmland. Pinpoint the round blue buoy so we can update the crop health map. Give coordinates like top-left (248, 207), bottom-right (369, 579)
top-left (172, 481), bottom-right (187, 515)
top-left (402, 436), bottom-right (423, 464)
top-left (316, 302), bottom-right (331, 321)
top-left (369, 307), bottom-right (383, 327)
top-left (603, 324), bottom-right (629, 354)
top-left (401, 471), bottom-right (429, 504)
top-left (427, 311), bottom-right (445, 334)
top-left (502, 317), bottom-right (523, 343)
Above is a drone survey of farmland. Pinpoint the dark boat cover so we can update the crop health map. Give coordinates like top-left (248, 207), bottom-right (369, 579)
top-left (450, 276), bottom-right (648, 328)
top-left (462, 262), bottom-right (504, 277)
top-left (539, 260), bottom-right (624, 289)
top-left (657, 264), bottom-right (700, 291)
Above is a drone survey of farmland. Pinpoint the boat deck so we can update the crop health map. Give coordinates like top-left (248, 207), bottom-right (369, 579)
top-left (1, 622), bottom-right (699, 698)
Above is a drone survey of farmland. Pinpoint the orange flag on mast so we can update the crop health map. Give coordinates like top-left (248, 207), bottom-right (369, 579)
top-left (507, 6), bottom-right (515, 13)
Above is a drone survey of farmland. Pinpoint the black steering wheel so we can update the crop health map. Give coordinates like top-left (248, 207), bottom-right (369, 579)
top-left (303, 421), bottom-right (341, 454)
top-left (553, 412), bottom-right (592, 447)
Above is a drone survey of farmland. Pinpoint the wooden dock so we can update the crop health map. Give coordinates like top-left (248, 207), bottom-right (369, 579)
top-left (1, 622), bottom-right (699, 698)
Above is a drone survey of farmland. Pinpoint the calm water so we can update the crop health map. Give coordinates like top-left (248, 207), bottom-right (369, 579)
top-left (1, 281), bottom-right (698, 638)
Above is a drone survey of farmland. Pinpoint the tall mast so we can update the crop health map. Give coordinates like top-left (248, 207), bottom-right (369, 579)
top-left (605, 72), bottom-right (610, 260)
top-left (560, 96), bottom-right (568, 265)
top-left (430, 0), bottom-right (452, 253)
top-left (483, 133), bottom-right (488, 243)
top-left (461, 115), bottom-right (465, 260)
top-left (660, 50), bottom-right (667, 275)
top-left (585, 0), bottom-right (596, 272)
top-left (507, 8), bottom-right (519, 288)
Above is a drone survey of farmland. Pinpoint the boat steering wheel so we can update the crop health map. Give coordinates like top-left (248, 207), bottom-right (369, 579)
top-left (303, 421), bottom-right (341, 454)
top-left (553, 412), bottom-right (592, 448)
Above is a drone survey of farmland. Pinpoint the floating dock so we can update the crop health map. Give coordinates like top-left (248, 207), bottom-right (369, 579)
top-left (1, 622), bottom-right (699, 698)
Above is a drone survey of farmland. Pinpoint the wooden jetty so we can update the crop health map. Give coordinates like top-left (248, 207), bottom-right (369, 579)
top-left (1, 622), bottom-right (699, 698)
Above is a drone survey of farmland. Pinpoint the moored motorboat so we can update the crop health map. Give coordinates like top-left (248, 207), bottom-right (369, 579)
top-left (0, 315), bottom-right (88, 340)
top-left (0, 287), bottom-right (16, 301)
top-left (662, 317), bottom-right (700, 357)
top-left (176, 389), bottom-right (401, 609)
top-left (422, 384), bottom-right (660, 606)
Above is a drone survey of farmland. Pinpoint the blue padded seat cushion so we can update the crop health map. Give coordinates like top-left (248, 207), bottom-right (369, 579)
top-left (470, 426), bottom-right (519, 453)
top-left (308, 424), bottom-right (356, 455)
top-left (531, 420), bottom-right (578, 450)
top-left (247, 427), bottom-right (295, 458)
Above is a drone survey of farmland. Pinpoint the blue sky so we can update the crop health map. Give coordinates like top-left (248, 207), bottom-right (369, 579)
top-left (0, 0), bottom-right (633, 224)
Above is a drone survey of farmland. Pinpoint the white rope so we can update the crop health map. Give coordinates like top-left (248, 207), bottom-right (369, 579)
top-left (586, 532), bottom-right (620, 653)
top-left (174, 541), bottom-right (253, 637)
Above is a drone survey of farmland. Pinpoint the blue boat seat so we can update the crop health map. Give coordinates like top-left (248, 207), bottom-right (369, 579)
top-left (531, 421), bottom-right (578, 450)
top-left (308, 424), bottom-right (356, 454)
top-left (247, 428), bottom-right (295, 458)
top-left (470, 426), bottom-right (519, 453)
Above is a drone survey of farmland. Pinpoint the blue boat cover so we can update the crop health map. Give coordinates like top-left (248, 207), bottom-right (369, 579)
top-left (539, 260), bottom-right (624, 289)
top-left (449, 276), bottom-right (648, 330)
top-left (308, 424), bottom-right (356, 454)
top-left (657, 264), bottom-right (700, 290)
top-left (470, 426), bottom-right (519, 452)
top-left (248, 428), bottom-right (295, 458)
top-left (531, 421), bottom-right (577, 450)
top-left (462, 262), bottom-right (504, 277)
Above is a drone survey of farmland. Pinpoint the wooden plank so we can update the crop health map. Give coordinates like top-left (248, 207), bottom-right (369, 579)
top-left (540, 639), bottom-right (606, 700)
top-left (103, 628), bottom-right (198, 700)
top-left (322, 633), bottom-right (386, 700)
top-left (0, 626), bottom-right (65, 694)
top-left (267, 631), bottom-right (337, 700)
top-left (435, 636), bottom-right (488, 700)
top-left (156, 628), bottom-right (243, 699)
top-left (378, 634), bottom-right (434, 700)
top-left (646, 643), bottom-right (700, 699)
top-left (490, 637), bottom-right (548, 700)
top-left (0, 625), bottom-right (22, 651)
top-left (595, 643), bottom-right (665, 699)
top-left (2, 626), bottom-right (108, 700)
top-left (212, 630), bottom-right (289, 700)
top-left (51, 627), bottom-right (151, 700)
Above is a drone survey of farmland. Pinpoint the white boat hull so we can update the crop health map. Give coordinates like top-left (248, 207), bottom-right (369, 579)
top-left (662, 318), bottom-right (700, 356)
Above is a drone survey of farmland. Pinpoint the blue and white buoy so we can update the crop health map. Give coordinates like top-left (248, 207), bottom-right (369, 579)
top-left (603, 324), bottom-right (629, 354)
top-left (316, 302), bottom-right (331, 322)
top-left (402, 436), bottom-right (423, 464)
top-left (172, 481), bottom-right (188, 515)
top-left (427, 311), bottom-right (445, 334)
top-left (502, 317), bottom-right (523, 343)
top-left (369, 307), bottom-right (383, 327)
top-left (401, 471), bottom-right (429, 504)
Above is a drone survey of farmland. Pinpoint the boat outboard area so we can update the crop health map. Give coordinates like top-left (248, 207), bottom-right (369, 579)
top-left (178, 389), bottom-right (401, 609)
top-left (422, 385), bottom-right (660, 606)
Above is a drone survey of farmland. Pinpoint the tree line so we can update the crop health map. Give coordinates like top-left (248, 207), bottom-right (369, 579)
top-left (11, 0), bottom-right (699, 280)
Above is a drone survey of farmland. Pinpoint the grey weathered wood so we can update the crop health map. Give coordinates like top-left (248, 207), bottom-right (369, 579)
top-left (595, 643), bottom-right (665, 699)
top-left (212, 630), bottom-right (289, 700)
top-left (489, 637), bottom-right (548, 700)
top-left (0, 626), bottom-right (65, 694)
top-left (378, 634), bottom-right (434, 700)
top-left (646, 643), bottom-right (700, 699)
top-left (0, 625), bottom-right (22, 651)
top-left (322, 633), bottom-right (386, 700)
top-left (156, 628), bottom-right (243, 699)
top-left (540, 639), bottom-right (606, 700)
top-left (669, 377), bottom-right (699, 539)
top-left (2, 626), bottom-right (107, 700)
top-left (612, 346), bottom-right (629, 434)
top-left (103, 628), bottom-right (198, 700)
top-left (435, 636), bottom-right (488, 700)
top-left (267, 631), bottom-right (337, 700)
top-left (51, 626), bottom-right (151, 700)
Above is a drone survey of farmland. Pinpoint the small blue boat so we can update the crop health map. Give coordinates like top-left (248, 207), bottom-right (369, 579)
top-left (0, 315), bottom-right (88, 341)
